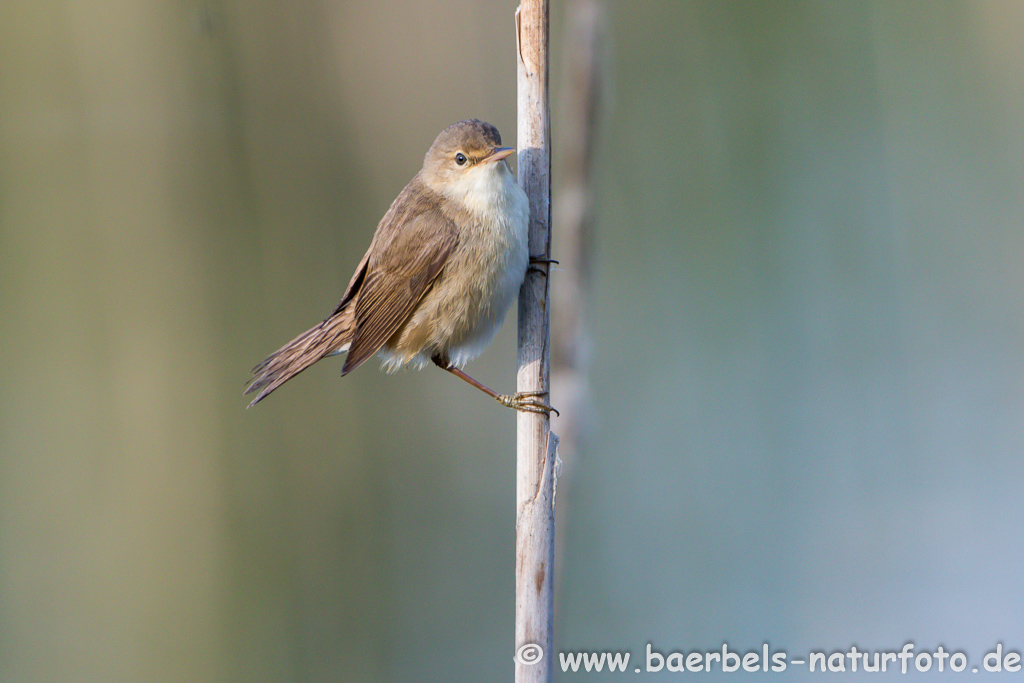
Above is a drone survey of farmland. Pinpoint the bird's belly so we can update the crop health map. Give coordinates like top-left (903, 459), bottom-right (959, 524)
top-left (382, 215), bottom-right (528, 370)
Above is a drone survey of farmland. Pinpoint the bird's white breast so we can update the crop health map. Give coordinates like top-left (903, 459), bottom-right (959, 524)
top-left (442, 161), bottom-right (530, 366)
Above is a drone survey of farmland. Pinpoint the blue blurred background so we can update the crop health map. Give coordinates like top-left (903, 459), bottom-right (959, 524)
top-left (2, 1), bottom-right (1022, 680)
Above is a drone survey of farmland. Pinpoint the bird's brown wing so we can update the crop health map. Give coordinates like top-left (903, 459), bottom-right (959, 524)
top-left (341, 201), bottom-right (458, 374)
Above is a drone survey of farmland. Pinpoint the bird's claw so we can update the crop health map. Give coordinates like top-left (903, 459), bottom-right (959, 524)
top-left (527, 256), bottom-right (558, 277)
top-left (497, 390), bottom-right (559, 416)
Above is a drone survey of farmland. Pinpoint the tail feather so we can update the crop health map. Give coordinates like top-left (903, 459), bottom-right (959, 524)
top-left (245, 308), bottom-right (354, 407)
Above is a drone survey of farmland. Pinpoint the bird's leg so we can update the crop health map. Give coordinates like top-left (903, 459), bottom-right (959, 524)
top-left (527, 255), bottom-right (558, 276)
top-left (431, 356), bottom-right (558, 416)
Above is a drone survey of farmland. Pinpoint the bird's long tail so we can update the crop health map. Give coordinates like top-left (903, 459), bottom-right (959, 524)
top-left (245, 308), bottom-right (354, 407)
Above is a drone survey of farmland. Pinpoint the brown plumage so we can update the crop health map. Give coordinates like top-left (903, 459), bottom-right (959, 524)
top-left (245, 119), bottom-right (548, 411)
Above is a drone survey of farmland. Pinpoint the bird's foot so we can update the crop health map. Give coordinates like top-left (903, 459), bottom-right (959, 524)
top-left (496, 390), bottom-right (559, 416)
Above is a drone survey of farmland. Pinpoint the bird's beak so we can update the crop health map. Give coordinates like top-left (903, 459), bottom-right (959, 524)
top-left (485, 146), bottom-right (515, 163)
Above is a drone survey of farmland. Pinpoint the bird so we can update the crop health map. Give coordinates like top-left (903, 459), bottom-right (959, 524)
top-left (245, 119), bottom-right (554, 415)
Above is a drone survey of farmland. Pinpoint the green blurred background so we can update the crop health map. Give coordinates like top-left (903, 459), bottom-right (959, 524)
top-left (2, 1), bottom-right (1022, 681)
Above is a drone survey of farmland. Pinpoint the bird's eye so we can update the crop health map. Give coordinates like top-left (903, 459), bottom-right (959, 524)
top-left (455, 152), bottom-right (467, 166)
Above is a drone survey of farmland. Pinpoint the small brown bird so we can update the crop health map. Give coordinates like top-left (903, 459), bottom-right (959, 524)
top-left (245, 119), bottom-right (553, 414)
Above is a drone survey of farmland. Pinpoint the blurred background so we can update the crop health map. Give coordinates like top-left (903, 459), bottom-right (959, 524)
top-left (2, 1), bottom-right (1023, 681)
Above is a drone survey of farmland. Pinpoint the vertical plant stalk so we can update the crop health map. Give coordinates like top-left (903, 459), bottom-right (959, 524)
top-left (551, 0), bottom-right (604, 601)
top-left (515, 2), bottom-right (556, 682)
